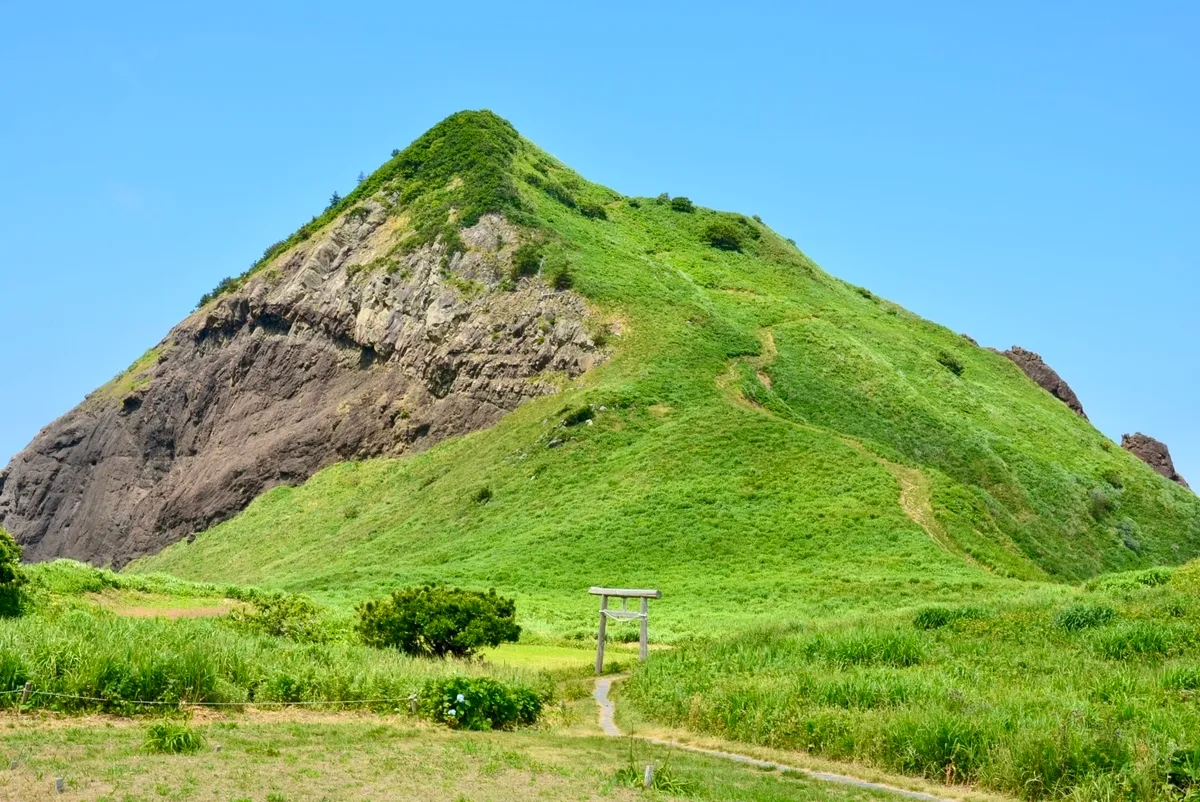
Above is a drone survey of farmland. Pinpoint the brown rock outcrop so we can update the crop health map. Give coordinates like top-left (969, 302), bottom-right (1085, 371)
top-left (0, 208), bottom-right (605, 566)
top-left (1122, 433), bottom-right (1190, 489)
top-left (1002, 346), bottom-right (1087, 419)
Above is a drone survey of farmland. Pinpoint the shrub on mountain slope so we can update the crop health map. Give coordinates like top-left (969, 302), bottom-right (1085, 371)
top-left (355, 585), bottom-right (520, 658)
top-left (0, 527), bottom-right (25, 617)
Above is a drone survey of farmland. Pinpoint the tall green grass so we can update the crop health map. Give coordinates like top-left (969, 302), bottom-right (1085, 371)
top-left (625, 567), bottom-right (1200, 800)
top-left (0, 603), bottom-right (545, 715)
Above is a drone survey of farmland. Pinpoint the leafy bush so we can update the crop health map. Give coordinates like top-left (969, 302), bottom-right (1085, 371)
top-left (669, 196), bottom-right (695, 213)
top-left (196, 276), bottom-right (243, 310)
top-left (1089, 488), bottom-right (1114, 520)
top-left (472, 486), bottom-right (493, 504)
top-left (511, 242), bottom-right (543, 280)
top-left (0, 528), bottom-right (25, 617)
top-left (226, 593), bottom-right (338, 643)
top-left (1054, 603), bottom-right (1116, 632)
top-left (355, 585), bottom-right (520, 658)
top-left (936, 351), bottom-right (965, 377)
top-left (417, 675), bottom-right (543, 730)
top-left (144, 720), bottom-right (205, 754)
top-left (579, 201), bottom-right (607, 220)
top-left (702, 219), bottom-right (744, 252)
top-left (912, 606), bottom-right (985, 630)
top-left (562, 406), bottom-right (595, 427)
top-left (550, 264), bottom-right (574, 290)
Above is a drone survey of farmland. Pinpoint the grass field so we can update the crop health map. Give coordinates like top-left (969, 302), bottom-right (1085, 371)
top-left (0, 716), bottom-right (916, 802)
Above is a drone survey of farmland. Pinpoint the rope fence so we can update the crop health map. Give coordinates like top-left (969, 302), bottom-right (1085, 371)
top-left (3, 683), bottom-right (418, 710)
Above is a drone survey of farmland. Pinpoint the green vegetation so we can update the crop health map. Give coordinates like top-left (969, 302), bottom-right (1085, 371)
top-left (624, 565), bottom-right (1200, 799)
top-left (0, 721), bottom-right (907, 802)
top-left (355, 585), bottom-right (521, 658)
top-left (143, 720), bottom-right (206, 754)
top-left (418, 675), bottom-right (543, 730)
top-left (0, 563), bottom-right (544, 724)
top-left (138, 113), bottom-right (1200, 637)
top-left (0, 527), bottom-right (24, 617)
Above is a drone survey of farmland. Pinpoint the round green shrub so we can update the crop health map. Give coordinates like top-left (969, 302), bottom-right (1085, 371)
top-left (418, 675), bottom-right (543, 730)
top-left (702, 219), bottom-right (744, 252)
top-left (355, 585), bottom-right (520, 658)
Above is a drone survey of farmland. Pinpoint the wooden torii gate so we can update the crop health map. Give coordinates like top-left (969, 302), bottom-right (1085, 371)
top-left (589, 587), bottom-right (662, 674)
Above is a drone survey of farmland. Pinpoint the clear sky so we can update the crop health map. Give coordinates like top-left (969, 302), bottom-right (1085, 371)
top-left (1, 1), bottom-right (1196, 482)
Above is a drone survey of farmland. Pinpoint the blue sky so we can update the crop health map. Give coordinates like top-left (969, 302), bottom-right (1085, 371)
top-left (1, 1), bottom-right (1196, 481)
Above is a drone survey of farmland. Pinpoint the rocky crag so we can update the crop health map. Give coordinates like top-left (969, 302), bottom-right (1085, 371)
top-left (0, 209), bottom-right (604, 566)
top-left (1001, 346), bottom-right (1088, 419)
top-left (1122, 433), bottom-right (1190, 490)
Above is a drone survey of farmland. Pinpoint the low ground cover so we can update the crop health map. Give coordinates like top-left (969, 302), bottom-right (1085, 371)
top-left (0, 716), bottom-right (911, 802)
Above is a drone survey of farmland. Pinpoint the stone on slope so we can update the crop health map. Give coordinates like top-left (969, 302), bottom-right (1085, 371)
top-left (1002, 346), bottom-right (1088, 419)
top-left (1122, 432), bottom-right (1191, 490)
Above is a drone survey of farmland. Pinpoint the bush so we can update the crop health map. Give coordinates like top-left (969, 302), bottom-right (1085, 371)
top-left (579, 201), bottom-right (607, 220)
top-left (472, 486), bottom-right (493, 504)
top-left (1089, 488), bottom-right (1114, 520)
top-left (511, 242), bottom-right (543, 280)
top-left (550, 265), bottom-right (574, 290)
top-left (144, 720), bottom-right (205, 754)
top-left (226, 593), bottom-right (338, 643)
top-left (1054, 603), bottom-right (1116, 632)
top-left (669, 196), bottom-right (695, 213)
top-left (936, 351), bottom-right (965, 377)
top-left (702, 219), bottom-right (744, 252)
top-left (0, 527), bottom-right (25, 617)
top-left (418, 675), bottom-right (543, 730)
top-left (355, 585), bottom-right (520, 658)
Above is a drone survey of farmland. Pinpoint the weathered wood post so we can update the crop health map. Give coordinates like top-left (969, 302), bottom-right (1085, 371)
top-left (640, 597), bottom-right (649, 661)
top-left (589, 587), bottom-right (661, 674)
top-left (595, 593), bottom-right (609, 675)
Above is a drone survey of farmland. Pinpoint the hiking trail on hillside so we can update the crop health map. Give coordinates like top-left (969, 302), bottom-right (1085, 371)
top-left (717, 326), bottom-right (982, 567)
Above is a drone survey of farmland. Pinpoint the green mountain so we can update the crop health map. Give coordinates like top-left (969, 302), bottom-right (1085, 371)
top-left (129, 110), bottom-right (1200, 638)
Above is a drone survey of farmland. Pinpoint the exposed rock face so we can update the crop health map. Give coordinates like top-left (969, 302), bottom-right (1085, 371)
top-left (1002, 346), bottom-right (1087, 419)
top-left (0, 207), bottom-right (604, 566)
top-left (1122, 433), bottom-right (1190, 489)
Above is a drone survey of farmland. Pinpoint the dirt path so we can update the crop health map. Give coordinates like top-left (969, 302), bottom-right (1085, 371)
top-left (716, 326), bottom-right (981, 565)
top-left (593, 676), bottom-right (959, 801)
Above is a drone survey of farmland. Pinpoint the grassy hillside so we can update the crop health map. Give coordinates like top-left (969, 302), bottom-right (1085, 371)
top-left (133, 111), bottom-right (1200, 640)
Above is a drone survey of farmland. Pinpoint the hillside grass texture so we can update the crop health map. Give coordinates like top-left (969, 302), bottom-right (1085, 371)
top-left (136, 112), bottom-right (1199, 639)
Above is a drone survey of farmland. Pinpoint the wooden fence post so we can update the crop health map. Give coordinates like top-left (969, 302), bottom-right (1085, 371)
top-left (595, 594), bottom-right (608, 675)
top-left (639, 597), bottom-right (649, 661)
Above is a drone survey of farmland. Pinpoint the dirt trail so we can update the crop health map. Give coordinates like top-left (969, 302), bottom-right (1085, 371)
top-left (717, 327), bottom-right (977, 564)
top-left (593, 676), bottom-right (961, 801)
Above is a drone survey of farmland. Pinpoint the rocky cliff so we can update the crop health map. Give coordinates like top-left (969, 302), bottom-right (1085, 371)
top-left (1122, 433), bottom-right (1190, 490)
top-left (0, 208), bottom-right (604, 566)
top-left (1002, 346), bottom-right (1088, 419)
